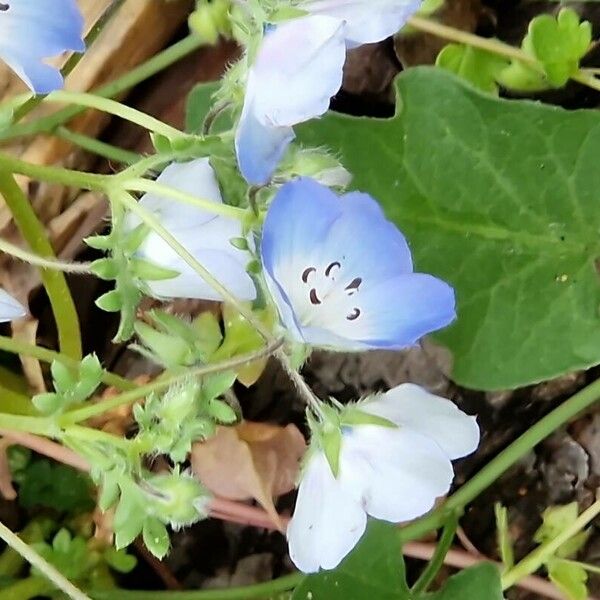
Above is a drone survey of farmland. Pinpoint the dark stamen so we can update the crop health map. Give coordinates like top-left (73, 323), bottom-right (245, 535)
top-left (345, 277), bottom-right (362, 293)
top-left (325, 261), bottom-right (341, 277)
top-left (302, 267), bottom-right (316, 283)
top-left (346, 308), bottom-right (361, 321)
top-left (309, 288), bottom-right (321, 305)
top-left (0, 4), bottom-right (9, 11)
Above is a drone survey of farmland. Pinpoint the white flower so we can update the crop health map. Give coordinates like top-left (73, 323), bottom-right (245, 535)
top-left (287, 384), bottom-right (480, 573)
top-left (0, 289), bottom-right (26, 322)
top-left (128, 159), bottom-right (256, 302)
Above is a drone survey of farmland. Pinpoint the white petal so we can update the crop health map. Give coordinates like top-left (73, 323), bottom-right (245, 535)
top-left (248, 15), bottom-right (346, 127)
top-left (0, 289), bottom-right (26, 322)
top-left (362, 384), bottom-right (480, 460)
top-left (129, 159), bottom-right (256, 301)
top-left (339, 426), bottom-right (454, 522)
top-left (287, 452), bottom-right (366, 572)
top-left (304, 0), bottom-right (421, 46)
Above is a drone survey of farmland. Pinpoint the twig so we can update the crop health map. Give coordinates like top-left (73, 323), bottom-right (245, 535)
top-left (456, 525), bottom-right (483, 557)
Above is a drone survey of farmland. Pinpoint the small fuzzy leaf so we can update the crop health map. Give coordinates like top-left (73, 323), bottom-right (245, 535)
top-left (207, 398), bottom-right (238, 424)
top-left (32, 392), bottom-right (63, 415)
top-left (90, 258), bottom-right (119, 280)
top-left (96, 290), bottom-right (123, 313)
top-left (142, 518), bottom-right (170, 560)
top-left (84, 234), bottom-right (113, 251)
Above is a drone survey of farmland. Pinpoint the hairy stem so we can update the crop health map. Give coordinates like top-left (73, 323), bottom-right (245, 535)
top-left (0, 171), bottom-right (82, 360)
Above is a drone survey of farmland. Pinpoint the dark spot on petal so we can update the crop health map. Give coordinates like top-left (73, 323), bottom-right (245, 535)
top-left (0, 4), bottom-right (9, 10)
top-left (309, 288), bottom-right (321, 305)
top-left (345, 277), bottom-right (362, 293)
top-left (302, 267), bottom-right (316, 283)
top-left (346, 308), bottom-right (361, 321)
top-left (325, 261), bottom-right (341, 277)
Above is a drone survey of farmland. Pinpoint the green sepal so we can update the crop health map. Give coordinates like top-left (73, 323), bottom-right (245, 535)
top-left (114, 482), bottom-right (145, 549)
top-left (340, 407), bottom-right (397, 429)
top-left (84, 234), bottom-right (113, 251)
top-left (90, 258), bottom-right (119, 280)
top-left (208, 398), bottom-right (238, 424)
top-left (130, 258), bottom-right (179, 281)
top-left (50, 360), bottom-right (75, 395)
top-left (32, 392), bottom-right (62, 415)
top-left (96, 290), bottom-right (123, 313)
top-left (98, 470), bottom-right (121, 512)
top-left (322, 427), bottom-right (342, 478)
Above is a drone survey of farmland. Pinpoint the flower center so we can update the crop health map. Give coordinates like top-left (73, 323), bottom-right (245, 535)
top-left (300, 261), bottom-right (362, 324)
top-left (0, 4), bottom-right (9, 11)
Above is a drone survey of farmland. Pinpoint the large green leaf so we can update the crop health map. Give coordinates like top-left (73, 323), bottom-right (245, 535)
top-left (292, 521), bottom-right (410, 599)
top-left (425, 563), bottom-right (504, 600)
top-left (298, 67), bottom-right (600, 390)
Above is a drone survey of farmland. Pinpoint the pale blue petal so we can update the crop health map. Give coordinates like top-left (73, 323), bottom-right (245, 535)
top-left (0, 0), bottom-right (84, 93)
top-left (0, 288), bottom-right (26, 322)
top-left (304, 0), bottom-right (422, 47)
top-left (236, 15), bottom-right (346, 183)
top-left (235, 100), bottom-right (295, 185)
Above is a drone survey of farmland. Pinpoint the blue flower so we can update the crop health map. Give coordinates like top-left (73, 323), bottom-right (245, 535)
top-left (0, 1), bottom-right (85, 94)
top-left (235, 0), bottom-right (422, 185)
top-left (261, 179), bottom-right (455, 349)
top-left (235, 15), bottom-right (346, 185)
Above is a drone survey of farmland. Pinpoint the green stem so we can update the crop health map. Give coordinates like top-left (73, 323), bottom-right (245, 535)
top-left (0, 414), bottom-right (57, 436)
top-left (55, 127), bottom-right (141, 165)
top-left (411, 514), bottom-right (458, 594)
top-left (0, 575), bottom-right (53, 600)
top-left (0, 152), bottom-right (108, 190)
top-left (0, 36), bottom-right (205, 142)
top-left (0, 335), bottom-right (134, 391)
top-left (501, 499), bottom-right (600, 589)
top-left (0, 386), bottom-right (35, 416)
top-left (89, 573), bottom-right (301, 600)
top-left (46, 91), bottom-right (183, 139)
top-left (110, 190), bottom-right (271, 339)
top-left (399, 377), bottom-right (600, 543)
top-left (60, 337), bottom-right (283, 424)
top-left (0, 520), bottom-right (90, 600)
top-left (0, 236), bottom-right (91, 273)
top-left (122, 178), bottom-right (246, 220)
top-left (0, 171), bottom-right (82, 361)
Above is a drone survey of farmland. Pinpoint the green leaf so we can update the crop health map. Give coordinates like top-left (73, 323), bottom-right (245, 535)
top-left (18, 459), bottom-right (94, 513)
top-left (292, 521), bottom-right (410, 599)
top-left (185, 81), bottom-right (231, 133)
top-left (32, 392), bottom-right (63, 415)
top-left (103, 547), bottom-right (138, 574)
top-left (436, 44), bottom-right (509, 94)
top-left (298, 67), bottom-right (600, 390)
top-left (529, 8), bottom-right (592, 87)
top-left (535, 503), bottom-right (590, 558)
top-left (548, 559), bottom-right (588, 600)
top-left (424, 563), bottom-right (503, 600)
top-left (142, 517), bottom-right (170, 560)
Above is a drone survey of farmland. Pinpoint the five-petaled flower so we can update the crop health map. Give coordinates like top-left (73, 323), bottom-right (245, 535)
top-left (0, 288), bottom-right (26, 322)
top-left (0, 0), bottom-right (85, 94)
top-left (260, 178), bottom-right (455, 350)
top-left (287, 383), bottom-right (480, 572)
top-left (127, 159), bottom-right (256, 302)
top-left (235, 0), bottom-right (421, 184)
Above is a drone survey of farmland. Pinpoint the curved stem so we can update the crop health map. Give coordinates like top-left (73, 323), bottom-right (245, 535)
top-left (89, 574), bottom-right (301, 600)
top-left (60, 337), bottom-right (284, 424)
top-left (0, 35), bottom-right (205, 142)
top-left (46, 91), bottom-right (183, 139)
top-left (0, 520), bottom-right (91, 600)
top-left (0, 335), bottom-right (134, 391)
top-left (55, 127), bottom-right (140, 165)
top-left (0, 171), bottom-right (82, 361)
top-left (122, 178), bottom-right (246, 220)
top-left (0, 152), bottom-right (108, 190)
top-left (399, 376), bottom-right (600, 543)
top-left (0, 236), bottom-right (92, 274)
top-left (411, 514), bottom-right (458, 594)
top-left (110, 190), bottom-right (271, 340)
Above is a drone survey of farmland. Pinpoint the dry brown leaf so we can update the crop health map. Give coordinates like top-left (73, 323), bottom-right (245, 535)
top-left (11, 319), bottom-right (45, 393)
top-left (191, 422), bottom-right (306, 530)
